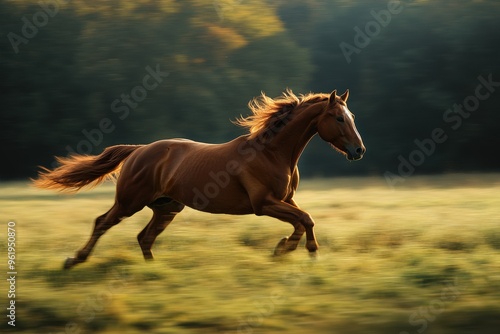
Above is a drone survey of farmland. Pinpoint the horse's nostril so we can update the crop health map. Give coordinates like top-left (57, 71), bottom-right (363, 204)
top-left (355, 147), bottom-right (364, 155)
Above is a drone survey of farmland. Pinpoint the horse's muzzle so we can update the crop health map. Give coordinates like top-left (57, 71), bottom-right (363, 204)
top-left (346, 146), bottom-right (365, 161)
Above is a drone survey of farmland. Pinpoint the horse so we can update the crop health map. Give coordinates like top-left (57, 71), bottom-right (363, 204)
top-left (33, 89), bottom-right (365, 269)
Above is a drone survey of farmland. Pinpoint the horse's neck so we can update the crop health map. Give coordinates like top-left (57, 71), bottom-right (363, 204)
top-left (268, 102), bottom-right (323, 168)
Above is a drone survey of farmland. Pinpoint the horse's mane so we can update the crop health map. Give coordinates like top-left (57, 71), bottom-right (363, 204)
top-left (235, 89), bottom-right (329, 139)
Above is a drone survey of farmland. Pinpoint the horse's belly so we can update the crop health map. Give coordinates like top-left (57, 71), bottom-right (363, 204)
top-left (183, 182), bottom-right (254, 215)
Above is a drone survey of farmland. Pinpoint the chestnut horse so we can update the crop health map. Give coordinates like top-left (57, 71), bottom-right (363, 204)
top-left (33, 89), bottom-right (365, 269)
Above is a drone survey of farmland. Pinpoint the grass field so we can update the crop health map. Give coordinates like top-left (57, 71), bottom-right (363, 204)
top-left (2, 174), bottom-right (500, 334)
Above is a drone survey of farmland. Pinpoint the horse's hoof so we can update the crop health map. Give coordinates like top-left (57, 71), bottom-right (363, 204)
top-left (143, 254), bottom-right (154, 261)
top-left (63, 257), bottom-right (76, 270)
top-left (308, 251), bottom-right (319, 260)
top-left (305, 240), bottom-right (319, 253)
top-left (273, 237), bottom-right (289, 256)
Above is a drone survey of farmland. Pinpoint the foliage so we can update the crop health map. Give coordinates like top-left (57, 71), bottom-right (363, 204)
top-left (1, 0), bottom-right (499, 179)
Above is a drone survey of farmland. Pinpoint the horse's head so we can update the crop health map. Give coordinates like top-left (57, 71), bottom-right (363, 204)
top-left (317, 90), bottom-right (366, 161)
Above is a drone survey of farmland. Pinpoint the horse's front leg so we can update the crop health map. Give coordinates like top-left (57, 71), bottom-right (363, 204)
top-left (273, 223), bottom-right (306, 256)
top-left (260, 197), bottom-right (319, 255)
top-left (272, 198), bottom-right (305, 255)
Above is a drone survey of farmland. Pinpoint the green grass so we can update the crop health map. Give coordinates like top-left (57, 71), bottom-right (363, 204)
top-left (2, 174), bottom-right (500, 333)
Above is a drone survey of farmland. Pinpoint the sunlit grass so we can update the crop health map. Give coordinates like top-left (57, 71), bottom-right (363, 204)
top-left (2, 174), bottom-right (500, 333)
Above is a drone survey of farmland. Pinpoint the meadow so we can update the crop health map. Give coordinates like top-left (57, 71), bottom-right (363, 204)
top-left (1, 174), bottom-right (500, 334)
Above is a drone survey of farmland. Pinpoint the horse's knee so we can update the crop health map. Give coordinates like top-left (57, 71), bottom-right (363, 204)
top-left (298, 213), bottom-right (314, 228)
top-left (292, 222), bottom-right (306, 233)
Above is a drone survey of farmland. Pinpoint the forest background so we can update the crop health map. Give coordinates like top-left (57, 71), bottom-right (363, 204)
top-left (1, 0), bottom-right (499, 180)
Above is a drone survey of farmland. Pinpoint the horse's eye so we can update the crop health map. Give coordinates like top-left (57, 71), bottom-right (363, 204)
top-left (336, 116), bottom-right (345, 123)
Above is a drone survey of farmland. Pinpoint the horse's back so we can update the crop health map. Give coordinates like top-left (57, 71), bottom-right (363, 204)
top-left (120, 138), bottom-right (213, 181)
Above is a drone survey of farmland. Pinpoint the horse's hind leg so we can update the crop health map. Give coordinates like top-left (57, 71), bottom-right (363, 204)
top-left (64, 203), bottom-right (140, 270)
top-left (138, 198), bottom-right (185, 260)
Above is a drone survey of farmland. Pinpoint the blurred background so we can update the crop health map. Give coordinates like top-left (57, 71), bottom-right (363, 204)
top-left (1, 0), bottom-right (499, 180)
top-left (2, 2), bottom-right (500, 333)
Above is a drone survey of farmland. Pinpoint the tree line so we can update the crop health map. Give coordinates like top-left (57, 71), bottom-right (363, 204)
top-left (1, 0), bottom-right (499, 180)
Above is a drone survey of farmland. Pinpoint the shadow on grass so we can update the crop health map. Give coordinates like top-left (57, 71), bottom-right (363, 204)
top-left (403, 265), bottom-right (469, 288)
top-left (34, 257), bottom-right (134, 287)
top-left (483, 229), bottom-right (500, 250)
top-left (16, 304), bottom-right (69, 331)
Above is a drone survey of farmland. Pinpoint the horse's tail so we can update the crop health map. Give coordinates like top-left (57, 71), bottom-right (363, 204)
top-left (32, 144), bottom-right (143, 192)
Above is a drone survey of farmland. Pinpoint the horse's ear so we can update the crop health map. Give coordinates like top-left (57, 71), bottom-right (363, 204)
top-left (328, 90), bottom-right (337, 105)
top-left (340, 89), bottom-right (349, 102)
